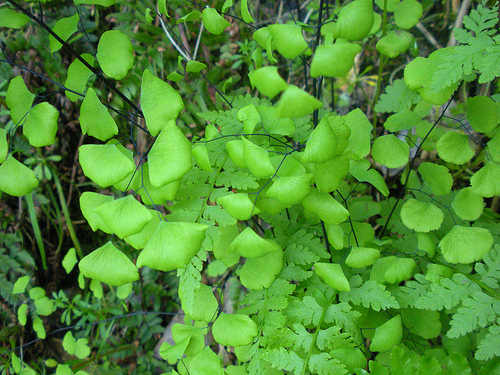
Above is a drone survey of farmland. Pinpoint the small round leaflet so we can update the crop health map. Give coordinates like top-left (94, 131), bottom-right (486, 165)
top-left (136, 221), bottom-right (209, 272)
top-left (436, 131), bottom-right (474, 164)
top-left (94, 195), bottom-right (153, 238)
top-left (376, 30), bottom-right (413, 58)
top-left (212, 313), bottom-right (258, 347)
top-left (0, 155), bottom-right (39, 196)
top-left (439, 225), bottom-right (493, 264)
top-left (369, 315), bottom-right (403, 352)
top-left (218, 193), bottom-right (261, 221)
top-left (394, 0), bottom-right (422, 29)
top-left (267, 24), bottom-right (308, 59)
top-left (400, 199), bottom-right (444, 232)
top-left (96, 30), bottom-right (134, 80)
top-left (315, 263), bottom-right (350, 291)
top-left (249, 66), bottom-right (287, 99)
top-left (371, 134), bottom-right (409, 168)
top-left (451, 187), bottom-right (484, 221)
top-left (202, 8), bottom-right (230, 35)
top-left (466, 96), bottom-right (499, 133)
top-left (79, 241), bottom-right (139, 286)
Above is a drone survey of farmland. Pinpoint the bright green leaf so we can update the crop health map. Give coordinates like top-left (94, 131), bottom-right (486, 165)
top-left (394, 0), bottom-right (422, 29)
top-left (237, 249), bottom-right (283, 289)
top-left (376, 30), bottom-right (413, 58)
top-left (18, 304), bottom-right (28, 326)
top-left (23, 102), bottom-right (59, 147)
top-left (310, 43), bottom-right (361, 78)
top-left (466, 96), bottom-right (499, 133)
top-left (369, 315), bottom-right (402, 352)
top-left (6, 76), bottom-right (35, 125)
top-left (49, 13), bottom-right (79, 52)
top-left (418, 162), bottom-right (453, 195)
top-left (33, 316), bottom-right (46, 339)
top-left (372, 134), bottom-right (409, 168)
top-left (136, 221), bottom-right (208, 272)
top-left (218, 193), bottom-right (261, 220)
top-left (148, 120), bottom-right (192, 186)
top-left (79, 241), bottom-right (139, 286)
top-left (186, 60), bottom-right (207, 73)
top-left (400, 199), bottom-right (444, 232)
top-left (276, 85), bottom-right (323, 118)
top-left (349, 159), bottom-right (389, 196)
top-left (138, 162), bottom-right (181, 205)
top-left (228, 227), bottom-right (281, 259)
top-left (0, 155), bottom-right (39, 196)
top-left (301, 117), bottom-right (337, 163)
top-left (65, 53), bottom-right (94, 101)
top-left (13, 276), bottom-right (30, 294)
top-left (384, 110), bottom-right (421, 132)
top-left (436, 131), bottom-right (474, 164)
top-left (470, 161), bottom-right (500, 198)
top-left (212, 313), bottom-right (258, 347)
top-left (141, 70), bottom-right (184, 137)
top-left (384, 257), bottom-right (416, 284)
top-left (439, 225), bottom-right (493, 264)
top-left (302, 188), bottom-right (350, 225)
top-left (315, 263), bottom-right (350, 291)
top-left (0, 128), bottom-right (7, 164)
top-left (0, 8), bottom-right (30, 29)
top-left (176, 11), bottom-right (202, 23)
top-left (346, 247), bottom-right (380, 268)
top-left (343, 108), bottom-right (372, 160)
top-left (79, 142), bottom-right (136, 188)
top-left (241, 136), bottom-right (275, 178)
top-left (401, 309), bottom-right (441, 339)
top-left (79, 88), bottom-right (118, 141)
top-left (266, 174), bottom-right (313, 205)
top-left (267, 24), bottom-right (309, 59)
top-left (79, 192), bottom-right (114, 232)
top-left (180, 283), bottom-right (218, 322)
top-left (188, 347), bottom-right (224, 375)
top-left (240, 0), bottom-right (254, 23)
top-left (202, 8), bottom-right (230, 35)
top-left (314, 155), bottom-right (349, 193)
top-left (451, 187), bottom-right (484, 221)
top-left (322, 0), bottom-right (374, 41)
top-left (94, 195), bottom-right (153, 238)
top-left (248, 66), bottom-right (287, 99)
top-left (124, 209), bottom-right (161, 249)
top-left (96, 30), bottom-right (134, 80)
top-left (62, 248), bottom-right (78, 274)
top-left (116, 283), bottom-right (133, 299)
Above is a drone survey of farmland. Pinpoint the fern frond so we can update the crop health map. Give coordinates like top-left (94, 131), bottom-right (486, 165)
top-left (239, 278), bottom-right (296, 316)
top-left (447, 291), bottom-right (500, 338)
top-left (308, 353), bottom-right (348, 375)
top-left (374, 79), bottom-right (421, 113)
top-left (475, 245), bottom-right (500, 289)
top-left (476, 325), bottom-right (500, 361)
top-left (261, 347), bottom-right (304, 375)
top-left (340, 277), bottom-right (400, 311)
top-left (316, 325), bottom-right (355, 351)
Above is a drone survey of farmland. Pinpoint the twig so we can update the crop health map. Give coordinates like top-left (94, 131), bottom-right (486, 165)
top-left (416, 22), bottom-right (443, 49)
top-left (447, 0), bottom-right (472, 47)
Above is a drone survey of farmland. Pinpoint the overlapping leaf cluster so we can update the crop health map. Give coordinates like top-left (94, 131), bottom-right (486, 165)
top-left (1, 0), bottom-right (500, 374)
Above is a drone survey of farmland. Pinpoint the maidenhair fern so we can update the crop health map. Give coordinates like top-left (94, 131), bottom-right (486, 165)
top-left (2, 0), bottom-right (500, 374)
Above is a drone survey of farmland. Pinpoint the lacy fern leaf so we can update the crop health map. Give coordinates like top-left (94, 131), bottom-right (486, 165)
top-left (340, 277), bottom-right (400, 311)
top-left (447, 291), bottom-right (500, 338)
top-left (476, 325), bottom-right (500, 361)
